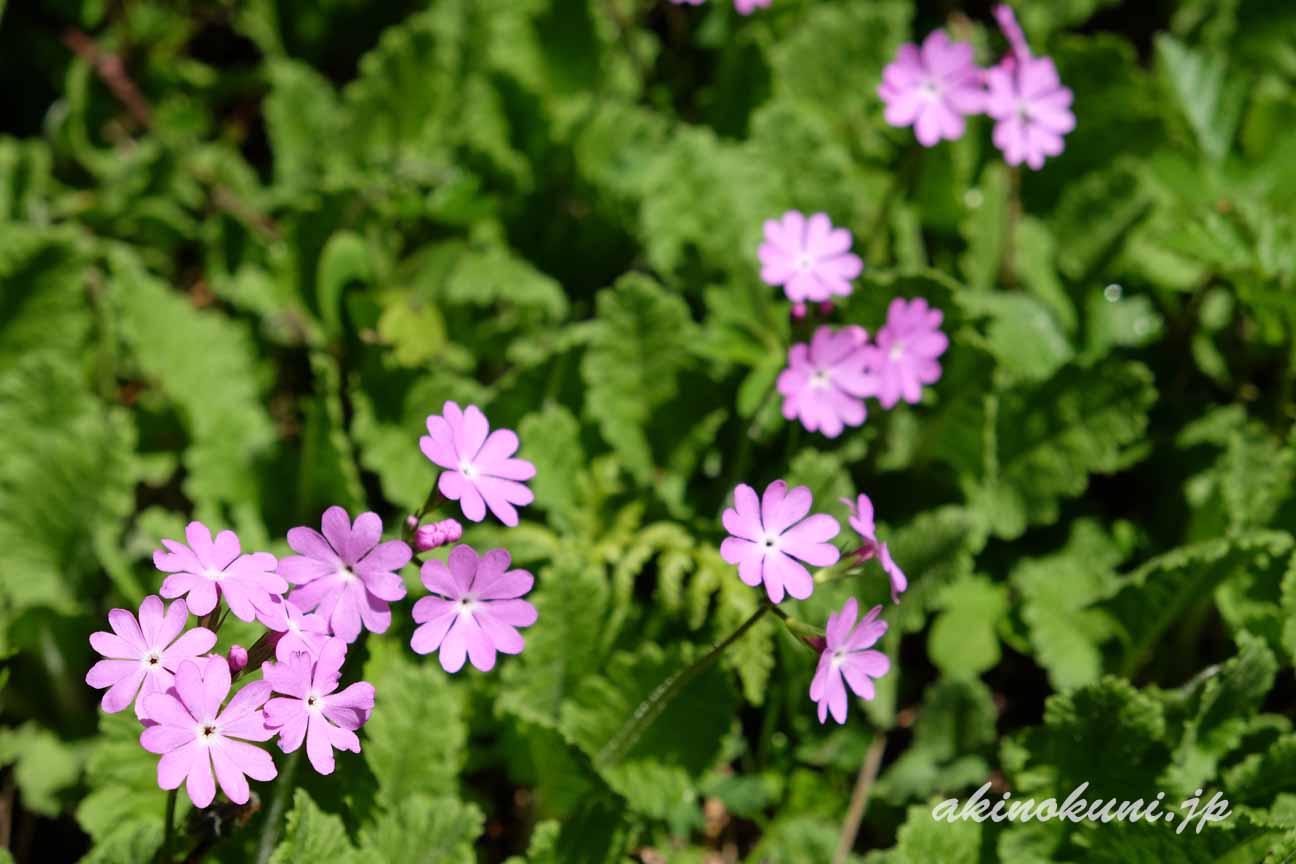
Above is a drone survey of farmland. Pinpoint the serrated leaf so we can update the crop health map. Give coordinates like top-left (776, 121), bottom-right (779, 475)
top-left (270, 789), bottom-right (357, 864)
top-left (562, 642), bottom-right (736, 820)
top-left (77, 712), bottom-right (178, 860)
top-left (1156, 35), bottom-right (1247, 162)
top-left (581, 274), bottom-right (697, 481)
top-left (928, 576), bottom-right (1008, 680)
top-left (356, 795), bottom-right (482, 864)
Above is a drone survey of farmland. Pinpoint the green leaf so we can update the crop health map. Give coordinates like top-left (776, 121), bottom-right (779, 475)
top-left (0, 354), bottom-right (137, 626)
top-left (561, 642), bottom-right (736, 820)
top-left (1006, 677), bottom-right (1171, 801)
top-left (270, 789), bottom-right (357, 864)
top-left (497, 549), bottom-right (611, 729)
top-left (356, 795), bottom-right (483, 863)
top-left (109, 251), bottom-right (274, 539)
top-left (959, 292), bottom-right (1075, 385)
top-left (77, 712), bottom-right (176, 861)
top-left (876, 801), bottom-right (981, 864)
top-left (0, 722), bottom-right (82, 816)
top-left (518, 404), bottom-right (585, 531)
top-left (928, 575), bottom-right (1008, 680)
top-left (1156, 35), bottom-right (1248, 162)
top-left (1012, 520), bottom-right (1126, 690)
top-left (877, 678), bottom-right (997, 803)
top-left (316, 230), bottom-right (373, 340)
top-left (968, 359), bottom-right (1157, 540)
top-left (361, 638), bottom-right (467, 807)
top-left (581, 274), bottom-right (697, 481)
top-left (0, 226), bottom-right (89, 370)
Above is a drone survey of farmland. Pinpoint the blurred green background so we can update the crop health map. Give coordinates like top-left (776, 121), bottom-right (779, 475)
top-left (2, 0), bottom-right (1296, 861)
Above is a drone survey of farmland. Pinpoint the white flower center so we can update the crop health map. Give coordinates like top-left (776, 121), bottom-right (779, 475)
top-left (809, 369), bottom-right (831, 389)
top-left (196, 722), bottom-right (220, 746)
top-left (794, 253), bottom-right (815, 271)
top-left (456, 596), bottom-right (478, 618)
top-left (1015, 101), bottom-right (1033, 122)
top-left (831, 649), bottom-right (848, 669)
top-left (919, 79), bottom-right (941, 101)
top-left (201, 568), bottom-right (225, 583)
top-left (142, 651), bottom-right (162, 669)
top-left (889, 341), bottom-right (906, 361)
top-left (337, 567), bottom-right (357, 583)
top-left (305, 692), bottom-right (324, 713)
top-left (760, 534), bottom-right (780, 552)
top-left (459, 461), bottom-right (477, 478)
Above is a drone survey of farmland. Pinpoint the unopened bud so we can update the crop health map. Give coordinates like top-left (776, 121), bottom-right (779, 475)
top-left (802, 635), bottom-right (827, 653)
top-left (414, 518), bottom-right (463, 552)
top-left (790, 302), bottom-right (807, 321)
top-left (227, 644), bottom-right (248, 674)
top-left (818, 301), bottom-right (835, 316)
top-left (439, 518), bottom-right (462, 543)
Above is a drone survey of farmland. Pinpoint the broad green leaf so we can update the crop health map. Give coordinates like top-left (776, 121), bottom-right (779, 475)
top-left (581, 274), bottom-right (697, 481)
top-left (1156, 35), bottom-right (1248, 162)
top-left (270, 789), bottom-right (357, 864)
top-left (928, 576), bottom-right (1008, 680)
top-left (77, 712), bottom-right (178, 861)
top-left (356, 795), bottom-right (483, 864)
top-left (0, 722), bottom-right (82, 816)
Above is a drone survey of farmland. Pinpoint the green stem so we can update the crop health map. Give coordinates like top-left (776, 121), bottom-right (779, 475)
top-left (255, 749), bottom-right (301, 864)
top-left (401, 481), bottom-right (444, 544)
top-left (159, 788), bottom-right (177, 864)
top-left (596, 603), bottom-right (773, 766)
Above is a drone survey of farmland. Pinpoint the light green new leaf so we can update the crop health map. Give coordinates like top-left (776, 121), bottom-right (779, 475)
top-left (928, 576), bottom-right (1009, 680)
top-left (1156, 35), bottom-right (1248, 162)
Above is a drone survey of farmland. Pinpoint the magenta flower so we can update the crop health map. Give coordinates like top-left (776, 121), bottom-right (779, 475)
top-left (262, 639), bottom-right (374, 775)
top-left (861, 297), bottom-right (948, 409)
top-left (226, 645), bottom-right (248, 674)
top-left (720, 481), bottom-right (840, 603)
top-left (420, 402), bottom-right (536, 527)
top-left (735, 0), bottom-right (770, 13)
top-left (86, 596), bottom-right (216, 719)
top-left (759, 211), bottom-right (863, 303)
top-left (259, 596), bottom-right (331, 662)
top-left (984, 54), bottom-right (1075, 170)
top-left (878, 30), bottom-right (985, 147)
top-left (140, 656), bottom-right (276, 808)
top-left (411, 545), bottom-right (537, 673)
top-left (843, 494), bottom-right (907, 603)
top-left (777, 325), bottom-right (877, 438)
top-left (413, 518), bottom-right (463, 552)
top-left (810, 598), bottom-right (890, 724)
top-left (154, 522), bottom-right (286, 622)
top-left (279, 507), bottom-right (410, 644)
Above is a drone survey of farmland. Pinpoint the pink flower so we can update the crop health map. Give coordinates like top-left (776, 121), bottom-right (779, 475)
top-left (720, 481), bottom-right (840, 604)
top-left (262, 639), bottom-right (374, 775)
top-left (861, 297), bottom-right (948, 409)
top-left (984, 54), bottom-right (1075, 170)
top-left (154, 523), bottom-right (286, 621)
top-left (140, 656), bottom-right (276, 808)
top-left (810, 598), bottom-right (890, 724)
top-left (413, 518), bottom-right (463, 552)
top-left (878, 30), bottom-right (985, 147)
top-left (226, 645), bottom-right (248, 674)
top-left (843, 494), bottom-right (907, 603)
top-left (777, 325), bottom-right (876, 438)
top-left (759, 211), bottom-right (863, 303)
top-left (735, 0), bottom-right (770, 13)
top-left (259, 596), bottom-right (331, 662)
top-left (411, 545), bottom-right (537, 673)
top-left (279, 507), bottom-right (411, 644)
top-left (85, 596), bottom-right (216, 719)
top-left (420, 402), bottom-right (536, 527)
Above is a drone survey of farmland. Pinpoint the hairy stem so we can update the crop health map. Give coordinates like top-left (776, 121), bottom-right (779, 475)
top-left (255, 749), bottom-right (301, 864)
top-left (831, 734), bottom-right (887, 864)
top-left (596, 603), bottom-right (772, 766)
top-left (158, 788), bottom-right (177, 864)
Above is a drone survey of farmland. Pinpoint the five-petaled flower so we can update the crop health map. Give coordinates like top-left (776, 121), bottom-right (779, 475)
top-left (778, 325), bottom-right (877, 438)
top-left (420, 402), bottom-right (536, 527)
top-left (861, 297), bottom-right (948, 409)
top-left (279, 506), bottom-right (411, 643)
top-left (262, 639), bottom-right (375, 775)
top-left (984, 53), bottom-right (1075, 170)
top-left (759, 211), bottom-right (863, 304)
top-left (260, 596), bottom-right (332, 662)
top-left (878, 30), bottom-right (985, 147)
top-left (86, 596), bottom-right (216, 719)
top-left (140, 656), bottom-right (277, 808)
top-left (810, 598), bottom-right (890, 724)
top-left (411, 544), bottom-right (538, 673)
top-left (154, 522), bottom-right (286, 622)
top-left (721, 480), bottom-right (840, 604)
top-left (843, 494), bottom-right (908, 603)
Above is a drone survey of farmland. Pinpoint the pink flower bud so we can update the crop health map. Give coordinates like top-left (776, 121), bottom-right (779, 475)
top-left (414, 523), bottom-right (446, 552)
top-left (227, 644), bottom-right (248, 674)
top-left (790, 302), bottom-right (807, 321)
top-left (803, 635), bottom-right (827, 653)
top-left (406, 514), bottom-right (419, 529)
top-left (439, 518), bottom-right (462, 543)
top-left (818, 301), bottom-right (835, 316)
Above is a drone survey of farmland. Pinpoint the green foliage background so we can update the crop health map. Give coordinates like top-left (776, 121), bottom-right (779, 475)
top-left (2, 0), bottom-right (1296, 861)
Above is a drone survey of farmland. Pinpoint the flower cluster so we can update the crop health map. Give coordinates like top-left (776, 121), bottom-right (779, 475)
top-left (87, 401), bottom-right (537, 809)
top-left (878, 5), bottom-right (1075, 170)
top-left (721, 479), bottom-right (905, 725)
top-left (758, 211), bottom-right (949, 439)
